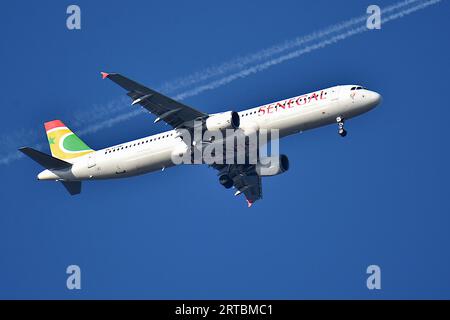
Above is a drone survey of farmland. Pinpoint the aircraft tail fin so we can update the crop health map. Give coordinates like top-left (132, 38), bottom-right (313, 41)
top-left (44, 120), bottom-right (94, 161)
top-left (19, 147), bottom-right (72, 170)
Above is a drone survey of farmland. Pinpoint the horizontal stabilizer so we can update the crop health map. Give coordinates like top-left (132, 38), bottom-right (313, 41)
top-left (61, 181), bottom-right (81, 195)
top-left (19, 147), bottom-right (72, 170)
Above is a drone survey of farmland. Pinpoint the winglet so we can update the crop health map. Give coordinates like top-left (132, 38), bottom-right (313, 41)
top-left (246, 199), bottom-right (254, 208)
top-left (100, 72), bottom-right (110, 80)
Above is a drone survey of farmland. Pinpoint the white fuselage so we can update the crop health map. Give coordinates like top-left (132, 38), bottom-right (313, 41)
top-left (38, 85), bottom-right (381, 181)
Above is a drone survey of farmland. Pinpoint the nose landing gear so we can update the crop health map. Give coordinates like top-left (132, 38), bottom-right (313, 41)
top-left (336, 116), bottom-right (347, 137)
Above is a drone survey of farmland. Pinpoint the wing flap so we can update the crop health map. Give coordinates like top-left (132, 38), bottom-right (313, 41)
top-left (232, 170), bottom-right (262, 206)
top-left (213, 164), bottom-right (263, 207)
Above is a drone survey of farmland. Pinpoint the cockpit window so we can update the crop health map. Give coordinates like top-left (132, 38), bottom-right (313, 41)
top-left (351, 87), bottom-right (356, 90)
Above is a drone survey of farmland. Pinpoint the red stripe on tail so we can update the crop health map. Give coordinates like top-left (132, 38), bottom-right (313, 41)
top-left (44, 120), bottom-right (66, 131)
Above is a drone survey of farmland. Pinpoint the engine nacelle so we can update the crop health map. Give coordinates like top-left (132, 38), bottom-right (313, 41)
top-left (256, 154), bottom-right (290, 176)
top-left (219, 174), bottom-right (233, 189)
top-left (205, 111), bottom-right (240, 131)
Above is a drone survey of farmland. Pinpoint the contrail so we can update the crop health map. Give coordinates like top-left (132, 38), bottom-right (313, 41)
top-left (80, 0), bottom-right (441, 131)
top-left (71, 0), bottom-right (425, 131)
top-left (0, 0), bottom-right (442, 165)
top-left (158, 0), bottom-right (423, 93)
top-left (176, 0), bottom-right (442, 99)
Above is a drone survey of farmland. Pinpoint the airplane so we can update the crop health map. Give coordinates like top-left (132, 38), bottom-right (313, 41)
top-left (20, 72), bottom-right (381, 207)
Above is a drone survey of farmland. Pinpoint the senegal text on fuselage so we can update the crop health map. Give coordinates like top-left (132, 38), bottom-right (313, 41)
top-left (257, 90), bottom-right (328, 115)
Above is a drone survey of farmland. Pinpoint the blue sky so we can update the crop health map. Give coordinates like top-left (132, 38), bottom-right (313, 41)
top-left (0, 0), bottom-right (449, 299)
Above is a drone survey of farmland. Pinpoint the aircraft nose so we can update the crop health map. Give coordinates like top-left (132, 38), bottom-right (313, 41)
top-left (370, 91), bottom-right (382, 106)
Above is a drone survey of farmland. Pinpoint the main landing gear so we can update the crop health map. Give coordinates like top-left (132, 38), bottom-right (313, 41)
top-left (336, 116), bottom-right (347, 137)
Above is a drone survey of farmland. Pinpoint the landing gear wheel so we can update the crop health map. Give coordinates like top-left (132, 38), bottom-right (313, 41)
top-left (336, 116), bottom-right (347, 137)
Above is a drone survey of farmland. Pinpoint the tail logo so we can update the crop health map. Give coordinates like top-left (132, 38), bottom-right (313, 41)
top-left (45, 120), bottom-right (93, 160)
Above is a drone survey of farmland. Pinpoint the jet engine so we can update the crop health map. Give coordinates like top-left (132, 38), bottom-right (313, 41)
top-left (205, 111), bottom-right (240, 131)
top-left (255, 154), bottom-right (290, 176)
top-left (219, 174), bottom-right (233, 189)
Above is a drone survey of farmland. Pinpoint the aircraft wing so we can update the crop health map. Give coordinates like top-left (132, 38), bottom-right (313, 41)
top-left (101, 72), bottom-right (207, 129)
top-left (212, 164), bottom-right (262, 207)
